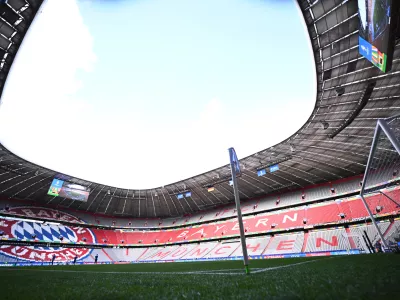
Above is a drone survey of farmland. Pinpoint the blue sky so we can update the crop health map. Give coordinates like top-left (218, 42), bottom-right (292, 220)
top-left (0, 0), bottom-right (315, 189)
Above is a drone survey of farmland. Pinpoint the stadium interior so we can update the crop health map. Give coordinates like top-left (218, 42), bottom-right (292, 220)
top-left (1, 0), bottom-right (400, 299)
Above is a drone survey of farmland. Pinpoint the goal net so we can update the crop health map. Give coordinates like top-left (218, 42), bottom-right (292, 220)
top-left (360, 115), bottom-right (400, 250)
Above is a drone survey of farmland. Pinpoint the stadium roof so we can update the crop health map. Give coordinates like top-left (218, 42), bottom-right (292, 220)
top-left (0, 0), bottom-right (399, 218)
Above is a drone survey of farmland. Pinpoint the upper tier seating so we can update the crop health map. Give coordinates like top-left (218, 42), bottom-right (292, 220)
top-left (3, 174), bottom-right (395, 228)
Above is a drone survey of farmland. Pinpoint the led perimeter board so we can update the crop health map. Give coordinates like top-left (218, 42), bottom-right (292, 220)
top-left (358, 0), bottom-right (400, 72)
top-left (48, 178), bottom-right (90, 202)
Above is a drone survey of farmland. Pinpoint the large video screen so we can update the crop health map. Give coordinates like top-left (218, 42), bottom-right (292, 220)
top-left (358, 0), bottom-right (397, 72)
top-left (48, 178), bottom-right (90, 202)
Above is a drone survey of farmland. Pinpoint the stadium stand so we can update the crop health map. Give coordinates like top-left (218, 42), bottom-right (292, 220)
top-left (0, 177), bottom-right (400, 232)
top-left (304, 229), bottom-right (351, 253)
top-left (230, 237), bottom-right (270, 257)
top-left (1, 188), bottom-right (399, 246)
top-left (2, 219), bottom-right (398, 265)
top-left (382, 220), bottom-right (400, 244)
top-left (263, 233), bottom-right (304, 255)
top-left (349, 222), bottom-right (391, 251)
top-left (203, 241), bottom-right (240, 259)
top-left (158, 244), bottom-right (200, 261)
top-left (1, 175), bottom-right (399, 231)
top-left (180, 242), bottom-right (219, 260)
top-left (103, 247), bottom-right (147, 262)
top-left (0, 172), bottom-right (399, 267)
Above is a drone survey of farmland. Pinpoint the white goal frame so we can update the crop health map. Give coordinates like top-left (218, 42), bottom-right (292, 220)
top-left (359, 115), bottom-right (400, 250)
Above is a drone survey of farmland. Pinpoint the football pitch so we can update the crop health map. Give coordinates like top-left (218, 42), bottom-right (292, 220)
top-left (1, 254), bottom-right (400, 299)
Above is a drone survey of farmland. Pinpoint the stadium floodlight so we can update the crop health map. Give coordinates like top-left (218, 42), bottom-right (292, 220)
top-left (360, 114), bottom-right (400, 250)
top-left (228, 147), bottom-right (249, 275)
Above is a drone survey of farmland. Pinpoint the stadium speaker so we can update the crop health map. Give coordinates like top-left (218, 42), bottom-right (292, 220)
top-left (376, 206), bottom-right (383, 213)
top-left (271, 223), bottom-right (277, 228)
top-left (128, 222), bottom-right (132, 226)
top-left (301, 194), bottom-right (305, 200)
top-left (339, 213), bottom-right (346, 219)
top-left (335, 87), bottom-right (345, 96)
top-left (0, 4), bottom-right (20, 25)
top-left (321, 121), bottom-right (330, 130)
top-left (303, 218), bottom-right (307, 224)
top-left (330, 187), bottom-right (335, 194)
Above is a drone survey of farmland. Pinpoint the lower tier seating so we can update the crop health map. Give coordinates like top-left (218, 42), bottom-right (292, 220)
top-left (1, 220), bottom-right (398, 264)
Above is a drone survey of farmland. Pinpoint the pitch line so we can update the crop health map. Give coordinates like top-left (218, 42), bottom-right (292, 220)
top-left (251, 258), bottom-right (329, 274)
top-left (0, 268), bottom-right (247, 276)
top-left (2, 258), bottom-right (328, 276)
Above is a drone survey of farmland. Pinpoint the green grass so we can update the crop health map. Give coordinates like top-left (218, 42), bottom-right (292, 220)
top-left (1, 254), bottom-right (400, 299)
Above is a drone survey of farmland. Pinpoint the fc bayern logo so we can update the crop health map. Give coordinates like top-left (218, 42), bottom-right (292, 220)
top-left (0, 207), bottom-right (96, 262)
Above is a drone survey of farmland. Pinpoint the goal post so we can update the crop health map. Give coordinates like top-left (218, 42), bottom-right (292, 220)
top-left (360, 115), bottom-right (400, 250)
